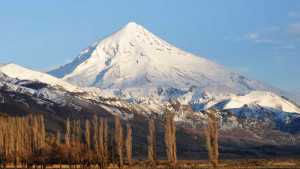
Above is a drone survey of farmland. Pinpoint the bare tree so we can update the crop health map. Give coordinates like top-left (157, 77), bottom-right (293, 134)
top-left (147, 118), bottom-right (156, 165)
top-left (0, 115), bottom-right (48, 168)
top-left (85, 119), bottom-right (91, 150)
top-left (103, 118), bottom-right (109, 167)
top-left (114, 115), bottom-right (123, 167)
top-left (164, 110), bottom-right (177, 168)
top-left (75, 120), bottom-right (82, 144)
top-left (38, 115), bottom-right (46, 149)
top-left (205, 108), bottom-right (219, 168)
top-left (56, 130), bottom-right (61, 146)
top-left (71, 119), bottom-right (82, 167)
top-left (65, 118), bottom-right (71, 146)
top-left (98, 118), bottom-right (104, 167)
top-left (93, 116), bottom-right (99, 155)
top-left (0, 117), bottom-right (5, 165)
top-left (126, 123), bottom-right (132, 166)
top-left (70, 120), bottom-right (76, 146)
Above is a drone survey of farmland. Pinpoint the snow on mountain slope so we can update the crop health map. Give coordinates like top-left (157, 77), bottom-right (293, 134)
top-left (49, 22), bottom-right (275, 101)
top-left (0, 63), bottom-right (80, 92)
top-left (217, 91), bottom-right (300, 113)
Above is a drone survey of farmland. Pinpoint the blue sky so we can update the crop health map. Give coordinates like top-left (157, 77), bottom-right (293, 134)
top-left (0, 0), bottom-right (299, 92)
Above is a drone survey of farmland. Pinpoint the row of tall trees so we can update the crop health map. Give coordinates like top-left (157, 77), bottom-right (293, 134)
top-left (0, 115), bottom-right (111, 168)
top-left (0, 109), bottom-right (219, 168)
top-left (0, 114), bottom-right (151, 168)
top-left (61, 117), bottom-right (110, 168)
top-left (0, 115), bottom-right (46, 167)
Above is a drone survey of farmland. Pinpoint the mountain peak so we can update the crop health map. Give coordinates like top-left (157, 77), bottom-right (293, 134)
top-left (124, 22), bottom-right (139, 29)
top-left (122, 22), bottom-right (148, 32)
top-left (49, 22), bottom-right (276, 99)
top-left (116, 21), bottom-right (150, 39)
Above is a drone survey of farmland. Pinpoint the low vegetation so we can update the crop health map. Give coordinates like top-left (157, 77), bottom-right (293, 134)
top-left (0, 110), bottom-right (298, 169)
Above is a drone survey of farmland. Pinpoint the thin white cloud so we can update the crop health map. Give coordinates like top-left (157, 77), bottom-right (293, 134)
top-left (244, 32), bottom-right (278, 44)
top-left (243, 25), bottom-right (283, 44)
top-left (288, 11), bottom-right (300, 18)
top-left (237, 10), bottom-right (300, 50)
top-left (245, 32), bottom-right (259, 40)
top-left (262, 26), bottom-right (281, 32)
top-left (280, 45), bottom-right (296, 49)
top-left (288, 23), bottom-right (300, 35)
top-left (244, 23), bottom-right (300, 47)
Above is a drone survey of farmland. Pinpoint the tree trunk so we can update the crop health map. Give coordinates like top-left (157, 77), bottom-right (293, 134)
top-left (205, 109), bottom-right (219, 168)
top-left (114, 116), bottom-right (123, 167)
top-left (147, 118), bottom-right (157, 165)
top-left (126, 123), bottom-right (132, 166)
top-left (164, 110), bottom-right (177, 168)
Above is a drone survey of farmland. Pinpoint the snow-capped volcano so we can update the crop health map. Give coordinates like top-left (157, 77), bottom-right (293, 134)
top-left (49, 22), bottom-right (279, 102)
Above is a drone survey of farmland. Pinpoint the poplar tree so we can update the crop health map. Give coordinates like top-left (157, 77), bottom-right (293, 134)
top-left (147, 118), bottom-right (156, 164)
top-left (126, 123), bottom-right (132, 166)
top-left (85, 119), bottom-right (91, 150)
top-left (205, 109), bottom-right (219, 168)
top-left (65, 118), bottom-right (71, 146)
top-left (98, 118), bottom-right (108, 167)
top-left (101, 118), bottom-right (109, 168)
top-left (164, 111), bottom-right (177, 168)
top-left (114, 115), bottom-right (123, 167)
top-left (93, 116), bottom-right (99, 155)
top-left (56, 130), bottom-right (61, 146)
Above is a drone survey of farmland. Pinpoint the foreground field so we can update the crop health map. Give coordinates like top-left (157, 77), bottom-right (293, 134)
top-left (130, 159), bottom-right (300, 169)
top-left (2, 160), bottom-right (300, 169)
top-left (2, 115), bottom-right (300, 169)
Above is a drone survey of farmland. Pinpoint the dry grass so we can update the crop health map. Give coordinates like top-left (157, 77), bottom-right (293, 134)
top-left (2, 160), bottom-right (300, 169)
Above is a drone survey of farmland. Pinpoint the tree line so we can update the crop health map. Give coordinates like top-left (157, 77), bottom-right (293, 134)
top-left (0, 109), bottom-right (219, 169)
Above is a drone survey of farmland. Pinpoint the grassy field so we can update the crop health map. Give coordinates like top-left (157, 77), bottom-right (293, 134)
top-left (2, 160), bottom-right (300, 169)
